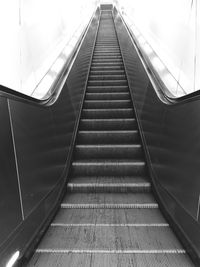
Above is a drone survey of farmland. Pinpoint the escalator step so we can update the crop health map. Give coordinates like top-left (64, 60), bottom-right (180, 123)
top-left (92, 56), bottom-right (122, 60)
top-left (36, 225), bottom-right (183, 251)
top-left (82, 108), bottom-right (134, 119)
top-left (62, 192), bottom-right (156, 206)
top-left (84, 100), bottom-right (132, 109)
top-left (85, 92), bottom-right (129, 100)
top-left (77, 130), bottom-right (140, 144)
top-left (79, 118), bottom-right (137, 130)
top-left (67, 176), bottom-right (150, 193)
top-left (87, 86), bottom-right (129, 93)
top-left (88, 80), bottom-right (128, 86)
top-left (89, 75), bottom-right (126, 80)
top-left (90, 70), bottom-right (125, 75)
top-left (90, 65), bottom-right (124, 70)
top-left (72, 160), bottom-right (146, 176)
top-left (74, 144), bottom-right (143, 159)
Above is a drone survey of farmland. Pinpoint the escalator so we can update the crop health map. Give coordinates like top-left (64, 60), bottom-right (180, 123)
top-left (26, 10), bottom-right (194, 267)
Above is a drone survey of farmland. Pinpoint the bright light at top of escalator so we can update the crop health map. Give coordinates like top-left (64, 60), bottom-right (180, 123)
top-left (63, 46), bottom-right (72, 57)
top-left (51, 57), bottom-right (66, 74)
top-left (138, 36), bottom-right (146, 45)
top-left (162, 72), bottom-right (177, 92)
top-left (6, 251), bottom-right (20, 267)
top-left (142, 43), bottom-right (153, 55)
top-left (151, 57), bottom-right (165, 72)
top-left (32, 74), bottom-right (54, 98)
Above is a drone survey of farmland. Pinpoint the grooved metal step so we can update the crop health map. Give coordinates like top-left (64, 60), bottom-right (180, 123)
top-left (28, 252), bottom-right (193, 267)
top-left (90, 70), bottom-right (125, 75)
top-left (67, 176), bottom-right (150, 193)
top-left (91, 66), bottom-right (124, 70)
top-left (86, 92), bottom-right (129, 100)
top-left (88, 80), bottom-right (128, 86)
top-left (82, 108), bottom-right (134, 118)
top-left (72, 160), bottom-right (146, 176)
top-left (92, 60), bottom-right (123, 64)
top-left (80, 118), bottom-right (137, 130)
top-left (84, 100), bottom-right (132, 109)
top-left (92, 56), bottom-right (122, 60)
top-left (87, 85), bottom-right (129, 93)
top-left (77, 130), bottom-right (140, 144)
top-left (89, 75), bottom-right (126, 80)
top-left (75, 144), bottom-right (143, 159)
top-left (62, 192), bottom-right (156, 206)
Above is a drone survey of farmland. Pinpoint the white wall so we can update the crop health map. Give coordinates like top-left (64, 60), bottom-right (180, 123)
top-left (0, 0), bottom-right (96, 96)
top-left (117, 0), bottom-right (199, 96)
top-left (0, 1), bottom-right (21, 90)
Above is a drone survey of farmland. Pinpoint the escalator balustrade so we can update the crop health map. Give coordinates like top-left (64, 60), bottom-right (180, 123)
top-left (27, 10), bottom-right (194, 267)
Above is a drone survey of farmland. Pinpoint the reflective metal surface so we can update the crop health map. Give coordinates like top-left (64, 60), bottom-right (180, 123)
top-left (114, 9), bottom-right (200, 263)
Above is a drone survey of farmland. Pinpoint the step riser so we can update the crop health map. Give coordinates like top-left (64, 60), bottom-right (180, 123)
top-left (91, 63), bottom-right (124, 67)
top-left (52, 208), bottom-right (167, 225)
top-left (87, 87), bottom-right (128, 93)
top-left (95, 44), bottom-right (119, 47)
top-left (80, 119), bottom-right (137, 130)
top-left (93, 49), bottom-right (121, 52)
top-left (93, 53), bottom-right (121, 57)
top-left (95, 42), bottom-right (118, 44)
top-left (86, 93), bottom-right (129, 100)
top-left (74, 146), bottom-right (143, 159)
top-left (67, 184), bottom-right (150, 193)
top-left (90, 71), bottom-right (125, 75)
top-left (72, 163), bottom-right (146, 177)
top-left (94, 48), bottom-right (119, 50)
top-left (90, 66), bottom-right (124, 70)
top-left (93, 56), bottom-right (122, 59)
top-left (77, 132), bottom-right (140, 144)
top-left (82, 109), bottom-right (134, 119)
top-left (94, 49), bottom-right (120, 51)
top-left (84, 101), bottom-right (132, 109)
top-left (92, 59), bottom-right (123, 63)
top-left (89, 76), bottom-right (126, 81)
top-left (88, 80), bottom-right (128, 86)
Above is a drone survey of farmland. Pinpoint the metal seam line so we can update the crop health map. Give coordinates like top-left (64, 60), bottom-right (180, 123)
top-left (36, 249), bottom-right (186, 254)
top-left (196, 193), bottom-right (200, 221)
top-left (51, 223), bottom-right (169, 227)
top-left (67, 183), bottom-right (150, 187)
top-left (8, 99), bottom-right (25, 220)
top-left (61, 203), bottom-right (158, 209)
top-left (72, 162), bottom-right (145, 165)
